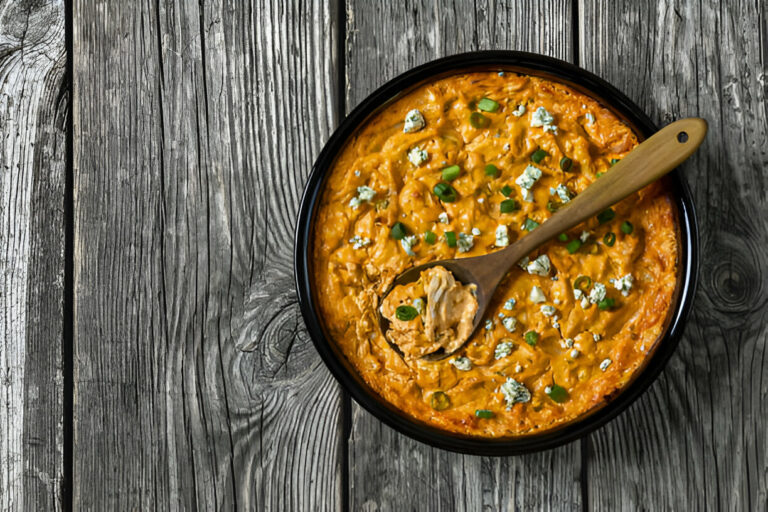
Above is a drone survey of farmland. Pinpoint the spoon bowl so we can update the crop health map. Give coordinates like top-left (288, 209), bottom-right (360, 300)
top-left (378, 117), bottom-right (708, 361)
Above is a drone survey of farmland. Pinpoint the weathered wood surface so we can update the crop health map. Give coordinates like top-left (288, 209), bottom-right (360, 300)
top-left (72, 0), bottom-right (343, 509)
top-left (0, 0), bottom-right (65, 510)
top-left (344, 2), bottom-right (584, 511)
top-left (580, 1), bottom-right (768, 510)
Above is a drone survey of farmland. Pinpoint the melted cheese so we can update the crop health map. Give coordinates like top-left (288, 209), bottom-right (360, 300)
top-left (312, 71), bottom-right (678, 437)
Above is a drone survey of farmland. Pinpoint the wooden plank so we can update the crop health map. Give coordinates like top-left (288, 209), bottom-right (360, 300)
top-left (580, 0), bottom-right (768, 509)
top-left (0, 0), bottom-right (66, 509)
top-left (72, 0), bottom-right (343, 509)
top-left (345, 2), bottom-right (583, 510)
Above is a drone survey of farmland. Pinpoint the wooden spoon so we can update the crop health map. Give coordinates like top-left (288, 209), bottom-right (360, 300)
top-left (378, 117), bottom-right (707, 361)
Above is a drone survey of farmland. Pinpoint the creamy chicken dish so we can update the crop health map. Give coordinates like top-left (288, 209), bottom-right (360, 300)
top-left (311, 71), bottom-right (679, 437)
top-left (380, 266), bottom-right (478, 359)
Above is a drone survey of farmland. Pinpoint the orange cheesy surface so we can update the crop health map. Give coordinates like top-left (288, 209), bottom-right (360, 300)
top-left (312, 71), bottom-right (678, 437)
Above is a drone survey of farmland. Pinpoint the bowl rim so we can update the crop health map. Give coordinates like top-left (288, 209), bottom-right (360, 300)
top-left (294, 50), bottom-right (699, 455)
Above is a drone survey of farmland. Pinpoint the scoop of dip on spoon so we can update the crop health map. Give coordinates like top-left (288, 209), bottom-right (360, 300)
top-left (379, 118), bottom-right (707, 361)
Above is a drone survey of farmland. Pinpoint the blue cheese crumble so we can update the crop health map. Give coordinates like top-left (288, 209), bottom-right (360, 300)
top-left (471, 227), bottom-right (482, 236)
top-left (502, 316), bottom-right (518, 332)
top-left (556, 184), bottom-right (572, 203)
top-left (580, 231), bottom-right (591, 243)
top-left (403, 109), bottom-right (425, 133)
top-left (495, 225), bottom-right (509, 247)
top-left (530, 285), bottom-right (546, 303)
top-left (503, 298), bottom-right (516, 310)
top-left (499, 378), bottom-right (532, 408)
top-left (407, 146), bottom-right (428, 166)
top-left (495, 341), bottom-right (514, 359)
top-left (515, 164), bottom-right (543, 190)
top-left (600, 358), bottom-right (612, 371)
top-left (450, 357), bottom-right (472, 371)
top-left (611, 274), bottom-right (634, 296)
top-left (400, 235), bottom-right (417, 256)
top-left (457, 233), bottom-right (474, 253)
top-left (540, 305), bottom-right (556, 316)
top-left (413, 298), bottom-right (425, 315)
top-left (530, 106), bottom-right (558, 133)
top-left (438, 212), bottom-right (450, 224)
top-left (348, 235), bottom-right (371, 249)
top-left (589, 282), bottom-right (607, 304)
top-left (357, 186), bottom-right (375, 201)
top-left (511, 104), bottom-right (527, 117)
top-left (349, 185), bottom-right (376, 209)
top-left (526, 254), bottom-right (551, 276)
top-left (485, 319), bottom-right (494, 330)
top-left (530, 106), bottom-right (554, 126)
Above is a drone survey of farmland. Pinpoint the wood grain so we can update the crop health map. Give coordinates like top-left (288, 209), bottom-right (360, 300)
top-left (0, 0), bottom-right (65, 509)
top-left (580, 0), bottom-right (768, 509)
top-left (72, 0), bottom-right (343, 509)
top-left (345, 2), bottom-right (584, 510)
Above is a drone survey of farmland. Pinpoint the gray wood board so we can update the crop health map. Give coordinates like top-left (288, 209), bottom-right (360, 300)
top-left (344, 1), bottom-right (584, 511)
top-left (579, 0), bottom-right (768, 509)
top-left (72, 0), bottom-right (343, 509)
top-left (0, 0), bottom-right (66, 510)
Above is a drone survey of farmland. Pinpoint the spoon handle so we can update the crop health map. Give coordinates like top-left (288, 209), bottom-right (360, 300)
top-left (509, 118), bottom-right (707, 258)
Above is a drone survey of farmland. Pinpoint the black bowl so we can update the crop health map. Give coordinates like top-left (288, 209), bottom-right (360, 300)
top-left (294, 51), bottom-right (698, 455)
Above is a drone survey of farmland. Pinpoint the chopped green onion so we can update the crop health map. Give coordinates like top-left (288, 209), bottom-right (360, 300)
top-left (500, 199), bottom-right (518, 213)
top-left (546, 200), bottom-right (560, 212)
top-left (557, 233), bottom-right (569, 242)
top-left (430, 391), bottom-right (451, 411)
top-left (603, 232), bottom-right (616, 246)
top-left (597, 208), bottom-right (615, 224)
top-left (474, 409), bottom-right (495, 419)
top-left (523, 218), bottom-right (539, 231)
top-left (560, 156), bottom-right (573, 172)
top-left (433, 182), bottom-right (458, 202)
top-left (395, 305), bottom-right (419, 321)
top-left (566, 239), bottom-right (582, 254)
top-left (573, 275), bottom-right (592, 291)
top-left (469, 112), bottom-right (490, 129)
top-left (424, 230), bottom-right (437, 244)
top-left (610, 158), bottom-right (621, 166)
top-left (621, 221), bottom-right (634, 234)
top-left (531, 148), bottom-right (548, 164)
top-left (441, 165), bottom-right (461, 181)
top-left (445, 231), bottom-right (457, 247)
top-left (598, 298), bottom-right (616, 310)
top-left (477, 97), bottom-right (500, 113)
top-left (484, 164), bottom-right (499, 177)
top-left (500, 185), bottom-right (513, 197)
top-left (546, 384), bottom-right (569, 403)
top-left (596, 172), bottom-right (605, 178)
top-left (390, 222), bottom-right (407, 240)
top-left (524, 331), bottom-right (539, 346)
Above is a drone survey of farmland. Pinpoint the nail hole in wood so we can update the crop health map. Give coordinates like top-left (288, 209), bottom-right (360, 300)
top-left (677, 131), bottom-right (689, 143)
